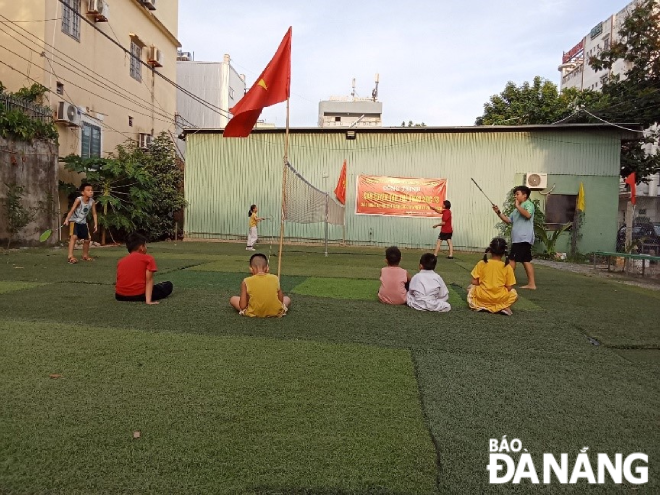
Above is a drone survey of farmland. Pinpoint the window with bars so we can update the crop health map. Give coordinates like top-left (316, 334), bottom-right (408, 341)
top-left (61, 0), bottom-right (81, 41)
top-left (81, 122), bottom-right (101, 159)
top-left (130, 41), bottom-right (142, 81)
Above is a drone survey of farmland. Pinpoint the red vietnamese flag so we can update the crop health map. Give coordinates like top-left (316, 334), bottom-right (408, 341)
top-left (223, 27), bottom-right (292, 137)
top-left (624, 172), bottom-right (636, 205)
top-left (334, 160), bottom-right (347, 205)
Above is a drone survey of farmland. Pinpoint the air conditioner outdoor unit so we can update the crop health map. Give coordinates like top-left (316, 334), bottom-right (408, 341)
top-left (55, 101), bottom-right (81, 127)
top-left (148, 46), bottom-right (163, 67)
top-left (525, 172), bottom-right (548, 189)
top-left (138, 133), bottom-right (153, 149)
top-left (87, 0), bottom-right (109, 21)
top-left (177, 51), bottom-right (192, 61)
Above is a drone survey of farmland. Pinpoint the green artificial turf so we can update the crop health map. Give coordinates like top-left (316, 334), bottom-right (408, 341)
top-left (0, 281), bottom-right (47, 294)
top-left (0, 320), bottom-right (437, 494)
top-left (291, 277), bottom-right (381, 301)
top-left (0, 242), bottom-right (658, 493)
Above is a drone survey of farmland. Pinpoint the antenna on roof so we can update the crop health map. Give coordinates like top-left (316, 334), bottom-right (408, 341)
top-left (372, 73), bottom-right (379, 101)
top-left (351, 78), bottom-right (356, 99)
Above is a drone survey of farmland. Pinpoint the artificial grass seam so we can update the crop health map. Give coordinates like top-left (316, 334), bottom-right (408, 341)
top-left (410, 350), bottom-right (443, 493)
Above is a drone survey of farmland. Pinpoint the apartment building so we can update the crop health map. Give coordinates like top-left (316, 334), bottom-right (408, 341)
top-left (558, 0), bottom-right (642, 92)
top-left (558, 0), bottom-right (659, 221)
top-left (0, 0), bottom-right (180, 190)
top-left (175, 53), bottom-right (246, 155)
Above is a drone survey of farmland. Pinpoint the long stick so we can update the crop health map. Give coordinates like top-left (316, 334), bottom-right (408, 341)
top-left (277, 97), bottom-right (290, 278)
top-left (470, 177), bottom-right (496, 206)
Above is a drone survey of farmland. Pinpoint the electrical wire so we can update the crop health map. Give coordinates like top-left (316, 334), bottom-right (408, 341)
top-left (581, 108), bottom-right (644, 133)
top-left (52, 1), bottom-right (233, 119)
top-left (0, 17), bottom-right (177, 124)
top-left (0, 18), bottom-right (62, 23)
top-left (0, 42), bottom-right (175, 128)
top-left (0, 27), bottom-right (178, 127)
top-left (0, 12), bottom-right (228, 125)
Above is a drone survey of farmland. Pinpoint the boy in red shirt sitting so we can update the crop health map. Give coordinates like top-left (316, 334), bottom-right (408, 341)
top-left (115, 233), bottom-right (173, 304)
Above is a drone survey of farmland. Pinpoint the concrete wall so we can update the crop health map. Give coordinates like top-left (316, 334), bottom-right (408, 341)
top-left (0, 136), bottom-right (58, 247)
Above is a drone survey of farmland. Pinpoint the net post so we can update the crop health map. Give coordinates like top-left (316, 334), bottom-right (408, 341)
top-left (277, 98), bottom-right (291, 278)
top-left (324, 193), bottom-right (329, 257)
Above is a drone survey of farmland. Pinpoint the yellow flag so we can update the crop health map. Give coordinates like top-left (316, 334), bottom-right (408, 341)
top-left (576, 182), bottom-right (585, 211)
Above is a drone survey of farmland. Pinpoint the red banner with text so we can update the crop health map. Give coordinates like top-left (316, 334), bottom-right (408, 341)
top-left (355, 175), bottom-right (447, 217)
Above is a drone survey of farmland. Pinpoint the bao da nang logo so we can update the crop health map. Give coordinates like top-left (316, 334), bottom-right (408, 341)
top-left (487, 437), bottom-right (648, 485)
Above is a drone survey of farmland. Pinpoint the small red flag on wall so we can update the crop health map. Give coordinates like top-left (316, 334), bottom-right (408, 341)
top-left (334, 160), bottom-right (347, 205)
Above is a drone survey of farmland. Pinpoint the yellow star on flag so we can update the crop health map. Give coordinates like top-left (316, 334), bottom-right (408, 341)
top-left (257, 79), bottom-right (268, 90)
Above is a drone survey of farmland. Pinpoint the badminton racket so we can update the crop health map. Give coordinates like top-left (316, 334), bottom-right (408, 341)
top-left (470, 178), bottom-right (497, 206)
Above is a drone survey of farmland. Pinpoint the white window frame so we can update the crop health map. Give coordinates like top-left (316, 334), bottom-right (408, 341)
top-left (61, 0), bottom-right (81, 41)
top-left (80, 118), bottom-right (103, 160)
top-left (130, 41), bottom-right (142, 81)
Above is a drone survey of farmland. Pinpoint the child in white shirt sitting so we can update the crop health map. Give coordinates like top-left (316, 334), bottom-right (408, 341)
top-left (407, 253), bottom-right (451, 312)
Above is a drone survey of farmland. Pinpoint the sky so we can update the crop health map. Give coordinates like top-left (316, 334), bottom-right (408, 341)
top-left (178, 0), bottom-right (630, 128)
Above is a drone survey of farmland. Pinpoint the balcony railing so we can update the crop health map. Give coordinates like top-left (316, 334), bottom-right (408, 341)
top-left (0, 94), bottom-right (52, 123)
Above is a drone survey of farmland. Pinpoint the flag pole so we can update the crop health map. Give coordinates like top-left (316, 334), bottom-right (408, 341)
top-left (277, 97), bottom-right (290, 277)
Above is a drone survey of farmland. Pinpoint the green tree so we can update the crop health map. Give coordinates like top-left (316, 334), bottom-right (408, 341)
top-left (588, 0), bottom-right (660, 180)
top-left (114, 132), bottom-right (186, 240)
top-left (475, 76), bottom-right (603, 125)
top-left (0, 81), bottom-right (58, 142)
top-left (62, 132), bottom-right (186, 243)
top-left (62, 155), bottom-right (153, 245)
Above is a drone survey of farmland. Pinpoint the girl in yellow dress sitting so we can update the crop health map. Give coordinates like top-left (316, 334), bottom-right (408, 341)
top-left (467, 237), bottom-right (518, 316)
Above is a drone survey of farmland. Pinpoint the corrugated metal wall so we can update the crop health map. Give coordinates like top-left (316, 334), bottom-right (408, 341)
top-left (184, 128), bottom-right (621, 250)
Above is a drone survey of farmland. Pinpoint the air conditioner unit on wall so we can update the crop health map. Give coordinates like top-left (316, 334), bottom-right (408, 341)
top-left (138, 133), bottom-right (153, 149)
top-left (55, 101), bottom-right (81, 127)
top-left (525, 172), bottom-right (548, 190)
top-left (87, 0), bottom-right (109, 21)
top-left (148, 46), bottom-right (163, 67)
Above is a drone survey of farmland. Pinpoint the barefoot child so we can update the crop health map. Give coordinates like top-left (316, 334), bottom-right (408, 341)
top-left (492, 186), bottom-right (537, 289)
top-left (230, 253), bottom-right (291, 317)
top-left (467, 237), bottom-right (518, 315)
top-left (378, 246), bottom-right (411, 305)
top-left (64, 183), bottom-right (97, 264)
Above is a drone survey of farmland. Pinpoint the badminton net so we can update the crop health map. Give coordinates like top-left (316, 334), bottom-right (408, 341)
top-left (284, 161), bottom-right (344, 225)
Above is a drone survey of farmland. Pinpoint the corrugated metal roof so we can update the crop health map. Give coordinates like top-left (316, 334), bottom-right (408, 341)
top-left (183, 123), bottom-right (642, 137)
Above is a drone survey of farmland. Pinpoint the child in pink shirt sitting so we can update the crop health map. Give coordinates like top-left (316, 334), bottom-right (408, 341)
top-left (378, 246), bottom-right (411, 305)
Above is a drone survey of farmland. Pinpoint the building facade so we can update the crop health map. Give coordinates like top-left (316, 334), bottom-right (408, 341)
top-left (183, 125), bottom-right (631, 254)
top-left (0, 0), bottom-right (180, 214)
top-left (318, 98), bottom-right (383, 128)
top-left (175, 54), bottom-right (246, 156)
top-left (176, 54), bottom-right (245, 131)
top-left (558, 0), bottom-right (659, 220)
top-left (558, 0), bottom-right (643, 92)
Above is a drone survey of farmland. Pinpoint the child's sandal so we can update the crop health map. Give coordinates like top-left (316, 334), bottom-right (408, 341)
top-left (81, 256), bottom-right (94, 261)
top-left (68, 257), bottom-right (78, 264)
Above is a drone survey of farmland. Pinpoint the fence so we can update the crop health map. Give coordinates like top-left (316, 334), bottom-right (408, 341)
top-left (0, 94), bottom-right (52, 123)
